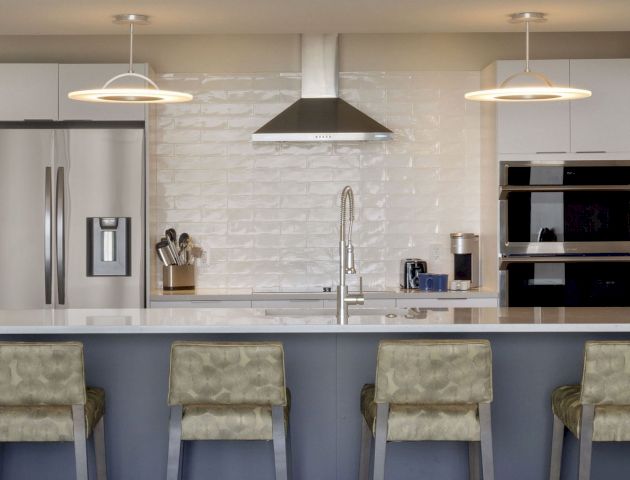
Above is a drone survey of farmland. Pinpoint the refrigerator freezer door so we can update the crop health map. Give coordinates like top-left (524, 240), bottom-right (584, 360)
top-left (0, 130), bottom-right (54, 308)
top-left (56, 129), bottom-right (144, 308)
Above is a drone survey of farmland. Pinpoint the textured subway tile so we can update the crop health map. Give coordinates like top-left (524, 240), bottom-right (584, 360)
top-left (173, 170), bottom-right (227, 183)
top-left (153, 70), bottom-right (481, 291)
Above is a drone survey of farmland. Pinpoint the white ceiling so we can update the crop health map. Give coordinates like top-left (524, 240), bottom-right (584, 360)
top-left (1, 0), bottom-right (629, 35)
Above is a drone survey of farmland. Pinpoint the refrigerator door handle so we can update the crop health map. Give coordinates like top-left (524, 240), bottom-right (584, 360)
top-left (44, 167), bottom-right (52, 304)
top-left (56, 166), bottom-right (65, 305)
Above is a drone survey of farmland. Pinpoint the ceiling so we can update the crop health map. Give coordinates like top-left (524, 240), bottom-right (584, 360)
top-left (1, 0), bottom-right (629, 35)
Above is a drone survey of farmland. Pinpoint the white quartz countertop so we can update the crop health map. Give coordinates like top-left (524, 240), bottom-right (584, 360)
top-left (150, 288), bottom-right (498, 302)
top-left (0, 307), bottom-right (629, 334)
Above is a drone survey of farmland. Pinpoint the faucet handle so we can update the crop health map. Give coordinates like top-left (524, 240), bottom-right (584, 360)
top-left (359, 276), bottom-right (363, 295)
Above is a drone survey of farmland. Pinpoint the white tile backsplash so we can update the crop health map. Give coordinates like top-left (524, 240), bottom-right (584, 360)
top-left (153, 71), bottom-right (481, 291)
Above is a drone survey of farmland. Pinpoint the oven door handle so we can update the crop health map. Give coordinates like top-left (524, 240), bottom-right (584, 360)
top-left (499, 185), bottom-right (630, 199)
top-left (500, 255), bottom-right (630, 269)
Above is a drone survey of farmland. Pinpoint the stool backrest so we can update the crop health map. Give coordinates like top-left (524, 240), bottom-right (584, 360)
top-left (581, 341), bottom-right (630, 405)
top-left (0, 342), bottom-right (86, 405)
top-left (168, 341), bottom-right (287, 406)
top-left (375, 339), bottom-right (493, 404)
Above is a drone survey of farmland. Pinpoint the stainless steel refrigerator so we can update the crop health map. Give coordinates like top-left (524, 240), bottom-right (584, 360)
top-left (0, 128), bottom-right (144, 309)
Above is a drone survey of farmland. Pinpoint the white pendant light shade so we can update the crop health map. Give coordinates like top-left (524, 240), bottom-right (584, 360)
top-left (69, 14), bottom-right (192, 104)
top-left (465, 13), bottom-right (591, 103)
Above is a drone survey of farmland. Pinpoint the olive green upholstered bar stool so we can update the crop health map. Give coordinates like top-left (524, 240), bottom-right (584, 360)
top-left (359, 339), bottom-right (494, 480)
top-left (549, 341), bottom-right (630, 480)
top-left (0, 342), bottom-right (107, 480)
top-left (166, 341), bottom-right (291, 480)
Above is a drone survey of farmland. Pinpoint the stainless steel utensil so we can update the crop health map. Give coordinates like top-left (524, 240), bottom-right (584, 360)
top-left (165, 228), bottom-right (182, 265)
top-left (178, 233), bottom-right (190, 264)
top-left (156, 238), bottom-right (177, 266)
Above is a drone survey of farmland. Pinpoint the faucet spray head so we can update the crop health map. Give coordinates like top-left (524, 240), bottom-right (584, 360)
top-left (346, 243), bottom-right (356, 274)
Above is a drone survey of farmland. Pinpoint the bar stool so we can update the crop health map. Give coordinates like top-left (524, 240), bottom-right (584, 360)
top-left (0, 341), bottom-right (107, 480)
top-left (359, 339), bottom-right (494, 480)
top-left (166, 341), bottom-right (291, 480)
top-left (549, 340), bottom-right (630, 480)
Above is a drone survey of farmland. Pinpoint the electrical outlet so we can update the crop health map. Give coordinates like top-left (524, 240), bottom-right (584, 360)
top-left (429, 243), bottom-right (441, 262)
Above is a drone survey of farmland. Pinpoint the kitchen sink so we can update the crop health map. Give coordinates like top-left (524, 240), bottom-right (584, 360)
top-left (264, 308), bottom-right (430, 319)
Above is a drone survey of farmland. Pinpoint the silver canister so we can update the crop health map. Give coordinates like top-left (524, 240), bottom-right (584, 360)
top-left (450, 233), bottom-right (480, 289)
top-left (162, 265), bottom-right (195, 290)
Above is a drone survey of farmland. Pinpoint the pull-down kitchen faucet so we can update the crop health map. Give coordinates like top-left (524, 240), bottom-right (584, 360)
top-left (337, 186), bottom-right (364, 324)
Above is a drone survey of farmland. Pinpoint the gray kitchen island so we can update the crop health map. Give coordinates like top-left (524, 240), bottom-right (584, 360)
top-left (0, 307), bottom-right (629, 480)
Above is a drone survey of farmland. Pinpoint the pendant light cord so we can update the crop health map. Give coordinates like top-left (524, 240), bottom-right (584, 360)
top-left (129, 22), bottom-right (134, 74)
top-left (525, 21), bottom-right (530, 73)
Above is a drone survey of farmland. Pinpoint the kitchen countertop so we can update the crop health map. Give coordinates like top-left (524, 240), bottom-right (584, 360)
top-left (1, 307), bottom-right (630, 334)
top-left (150, 288), bottom-right (498, 302)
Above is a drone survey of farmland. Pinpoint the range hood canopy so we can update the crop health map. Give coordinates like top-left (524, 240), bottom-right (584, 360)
top-left (252, 34), bottom-right (393, 142)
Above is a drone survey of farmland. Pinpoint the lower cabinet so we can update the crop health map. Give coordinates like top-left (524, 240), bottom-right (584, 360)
top-left (150, 300), bottom-right (252, 308)
top-left (251, 300), bottom-right (324, 308)
top-left (396, 298), bottom-right (497, 308)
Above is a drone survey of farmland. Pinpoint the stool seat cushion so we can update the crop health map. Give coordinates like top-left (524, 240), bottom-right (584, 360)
top-left (0, 387), bottom-right (105, 442)
top-left (361, 384), bottom-right (480, 442)
top-left (552, 385), bottom-right (630, 441)
top-left (181, 388), bottom-right (291, 441)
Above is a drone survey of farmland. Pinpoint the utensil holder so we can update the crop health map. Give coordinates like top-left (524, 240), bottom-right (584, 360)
top-left (163, 265), bottom-right (195, 290)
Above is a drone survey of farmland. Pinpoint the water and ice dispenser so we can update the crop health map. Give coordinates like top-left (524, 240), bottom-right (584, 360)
top-left (87, 217), bottom-right (131, 276)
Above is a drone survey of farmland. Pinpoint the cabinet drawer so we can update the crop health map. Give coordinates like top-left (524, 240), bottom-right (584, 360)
top-left (252, 300), bottom-right (324, 308)
top-left (323, 299), bottom-right (396, 309)
top-left (396, 298), bottom-right (497, 308)
top-left (150, 300), bottom-right (252, 308)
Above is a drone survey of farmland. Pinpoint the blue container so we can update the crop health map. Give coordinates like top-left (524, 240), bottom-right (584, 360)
top-left (418, 273), bottom-right (449, 292)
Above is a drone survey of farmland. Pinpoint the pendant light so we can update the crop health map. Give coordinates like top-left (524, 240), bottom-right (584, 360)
top-left (465, 12), bottom-right (591, 102)
top-left (68, 14), bottom-right (192, 104)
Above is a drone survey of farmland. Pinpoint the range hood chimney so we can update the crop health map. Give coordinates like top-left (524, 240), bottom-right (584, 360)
top-left (251, 34), bottom-right (393, 142)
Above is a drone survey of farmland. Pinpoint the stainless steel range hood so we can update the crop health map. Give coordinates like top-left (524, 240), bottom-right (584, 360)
top-left (251, 34), bottom-right (393, 142)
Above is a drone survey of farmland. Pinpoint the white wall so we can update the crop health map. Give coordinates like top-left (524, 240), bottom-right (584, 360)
top-left (152, 70), bottom-right (480, 291)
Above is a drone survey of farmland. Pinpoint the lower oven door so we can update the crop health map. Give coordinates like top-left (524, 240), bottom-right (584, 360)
top-left (499, 256), bottom-right (630, 307)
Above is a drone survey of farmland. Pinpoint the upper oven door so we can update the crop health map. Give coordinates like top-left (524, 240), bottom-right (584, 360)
top-left (499, 161), bottom-right (630, 255)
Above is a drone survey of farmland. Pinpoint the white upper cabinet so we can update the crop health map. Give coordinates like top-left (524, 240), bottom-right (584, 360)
top-left (570, 59), bottom-right (630, 153)
top-left (497, 60), bottom-right (571, 154)
top-left (0, 64), bottom-right (59, 121)
top-left (59, 64), bottom-right (147, 121)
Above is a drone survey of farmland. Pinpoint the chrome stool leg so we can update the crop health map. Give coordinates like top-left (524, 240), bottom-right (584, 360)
top-left (372, 403), bottom-right (388, 480)
top-left (94, 415), bottom-right (108, 480)
top-left (479, 403), bottom-right (494, 480)
top-left (468, 441), bottom-right (481, 480)
top-left (72, 405), bottom-right (88, 480)
top-left (578, 405), bottom-right (594, 480)
top-left (359, 417), bottom-right (372, 480)
top-left (549, 414), bottom-right (565, 480)
top-left (272, 405), bottom-right (288, 480)
top-left (166, 405), bottom-right (183, 480)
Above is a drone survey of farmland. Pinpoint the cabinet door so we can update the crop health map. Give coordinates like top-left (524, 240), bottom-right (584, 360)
top-left (570, 59), bottom-right (630, 153)
top-left (59, 64), bottom-right (146, 121)
top-left (0, 64), bottom-right (58, 121)
top-left (497, 60), bottom-right (571, 154)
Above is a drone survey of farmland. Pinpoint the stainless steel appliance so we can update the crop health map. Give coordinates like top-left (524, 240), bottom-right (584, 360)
top-left (400, 258), bottom-right (428, 289)
top-left (450, 233), bottom-right (479, 289)
top-left (251, 34), bottom-right (392, 142)
top-left (499, 161), bottom-right (630, 255)
top-left (499, 161), bottom-right (630, 307)
top-left (500, 256), bottom-right (630, 307)
top-left (0, 128), bottom-right (144, 309)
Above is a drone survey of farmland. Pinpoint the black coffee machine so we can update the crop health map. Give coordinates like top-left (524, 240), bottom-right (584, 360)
top-left (400, 258), bottom-right (428, 289)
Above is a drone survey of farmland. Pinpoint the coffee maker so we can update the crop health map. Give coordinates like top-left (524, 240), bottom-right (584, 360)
top-left (450, 233), bottom-right (480, 289)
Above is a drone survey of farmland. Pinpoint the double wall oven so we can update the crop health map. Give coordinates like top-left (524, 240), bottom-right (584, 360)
top-left (499, 161), bottom-right (630, 307)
